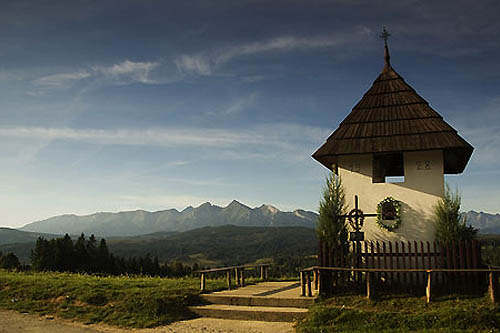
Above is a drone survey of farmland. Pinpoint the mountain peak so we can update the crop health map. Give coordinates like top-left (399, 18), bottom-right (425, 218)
top-left (198, 202), bottom-right (212, 208)
top-left (19, 200), bottom-right (318, 237)
top-left (227, 200), bottom-right (249, 209)
top-left (259, 204), bottom-right (279, 214)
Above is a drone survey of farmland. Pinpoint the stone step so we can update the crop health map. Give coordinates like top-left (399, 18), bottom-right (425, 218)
top-left (189, 304), bottom-right (308, 322)
top-left (200, 294), bottom-right (314, 308)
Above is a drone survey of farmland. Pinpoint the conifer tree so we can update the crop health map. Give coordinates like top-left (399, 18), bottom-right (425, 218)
top-left (316, 172), bottom-right (348, 248)
top-left (434, 184), bottom-right (477, 241)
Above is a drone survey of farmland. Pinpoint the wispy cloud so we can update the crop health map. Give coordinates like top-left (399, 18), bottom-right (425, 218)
top-left (34, 71), bottom-right (92, 86)
top-left (33, 60), bottom-right (160, 92)
top-left (214, 31), bottom-right (369, 64)
top-left (95, 60), bottom-right (159, 84)
top-left (0, 123), bottom-right (331, 152)
top-left (174, 26), bottom-right (371, 76)
top-left (174, 54), bottom-right (211, 76)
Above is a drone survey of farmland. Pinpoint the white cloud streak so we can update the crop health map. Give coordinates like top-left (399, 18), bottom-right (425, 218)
top-left (34, 71), bottom-right (92, 86)
top-left (175, 26), bottom-right (371, 76)
top-left (34, 60), bottom-right (160, 89)
top-left (0, 124), bottom-right (330, 152)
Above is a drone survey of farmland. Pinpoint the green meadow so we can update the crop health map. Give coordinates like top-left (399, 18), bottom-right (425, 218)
top-left (0, 269), bottom-right (226, 328)
top-left (297, 294), bottom-right (500, 332)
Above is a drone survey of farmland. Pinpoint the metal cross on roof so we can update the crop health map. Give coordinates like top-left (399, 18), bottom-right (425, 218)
top-left (380, 27), bottom-right (391, 45)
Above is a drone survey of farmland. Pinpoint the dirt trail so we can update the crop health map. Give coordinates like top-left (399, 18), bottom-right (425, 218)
top-left (0, 310), bottom-right (295, 333)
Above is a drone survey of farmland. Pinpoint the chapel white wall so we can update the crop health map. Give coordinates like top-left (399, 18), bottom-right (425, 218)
top-left (337, 150), bottom-right (444, 242)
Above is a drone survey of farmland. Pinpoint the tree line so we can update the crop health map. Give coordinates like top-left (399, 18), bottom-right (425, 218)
top-left (0, 250), bottom-right (21, 269)
top-left (30, 233), bottom-right (197, 277)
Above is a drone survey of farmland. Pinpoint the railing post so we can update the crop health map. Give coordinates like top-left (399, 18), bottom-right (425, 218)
top-left (366, 272), bottom-right (372, 300)
top-left (314, 269), bottom-right (319, 290)
top-left (235, 268), bottom-right (240, 287)
top-left (489, 271), bottom-right (497, 303)
top-left (300, 271), bottom-right (306, 296)
top-left (260, 265), bottom-right (265, 280)
top-left (200, 273), bottom-right (206, 292)
top-left (226, 270), bottom-right (232, 290)
top-left (240, 268), bottom-right (245, 287)
top-left (265, 265), bottom-right (269, 280)
top-left (306, 271), bottom-right (313, 297)
top-left (426, 271), bottom-right (432, 303)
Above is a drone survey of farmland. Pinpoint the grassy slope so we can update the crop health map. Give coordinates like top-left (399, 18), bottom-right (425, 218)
top-left (0, 269), bottom-right (227, 328)
top-left (297, 294), bottom-right (500, 332)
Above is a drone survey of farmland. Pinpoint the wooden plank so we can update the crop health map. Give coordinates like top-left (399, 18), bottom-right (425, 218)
top-left (227, 270), bottom-right (232, 290)
top-left (383, 242), bottom-right (387, 269)
top-left (452, 240), bottom-right (458, 289)
top-left (300, 271), bottom-right (306, 296)
top-left (465, 240), bottom-right (472, 269)
top-left (306, 271), bottom-right (313, 297)
top-left (200, 273), bottom-right (206, 291)
top-left (395, 241), bottom-right (400, 285)
top-left (420, 241), bottom-right (425, 269)
top-left (489, 272), bottom-right (497, 304)
top-left (426, 271), bottom-right (432, 303)
top-left (434, 241), bottom-right (441, 285)
top-left (452, 240), bottom-right (458, 269)
top-left (366, 272), bottom-right (373, 300)
top-left (388, 241), bottom-right (394, 283)
top-left (235, 268), bottom-right (240, 287)
top-left (472, 240), bottom-right (479, 285)
top-left (364, 241), bottom-right (369, 268)
top-left (408, 241), bottom-right (413, 286)
top-left (413, 241), bottom-right (419, 285)
top-left (401, 241), bottom-right (406, 285)
top-left (369, 241), bottom-right (374, 268)
top-left (240, 268), bottom-right (245, 287)
top-left (376, 241), bottom-right (381, 284)
top-left (340, 244), bottom-right (345, 285)
top-left (426, 241), bottom-right (431, 269)
top-left (459, 241), bottom-right (465, 269)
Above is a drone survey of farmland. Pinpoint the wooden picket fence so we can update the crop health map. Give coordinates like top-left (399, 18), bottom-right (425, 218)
top-left (318, 240), bottom-right (484, 292)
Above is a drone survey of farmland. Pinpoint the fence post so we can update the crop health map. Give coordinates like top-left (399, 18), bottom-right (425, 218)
top-left (306, 271), bottom-right (313, 297)
top-left (313, 269), bottom-right (319, 290)
top-left (226, 270), bottom-right (232, 290)
top-left (200, 273), bottom-right (206, 292)
top-left (489, 271), bottom-right (497, 304)
top-left (300, 271), bottom-right (306, 296)
top-left (366, 272), bottom-right (373, 300)
top-left (235, 268), bottom-right (240, 287)
top-left (426, 271), bottom-right (432, 303)
top-left (240, 268), bottom-right (245, 287)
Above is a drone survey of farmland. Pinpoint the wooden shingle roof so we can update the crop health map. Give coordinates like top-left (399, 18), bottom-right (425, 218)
top-left (312, 45), bottom-right (473, 174)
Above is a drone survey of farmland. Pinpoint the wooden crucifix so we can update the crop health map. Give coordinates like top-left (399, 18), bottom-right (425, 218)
top-left (339, 195), bottom-right (377, 241)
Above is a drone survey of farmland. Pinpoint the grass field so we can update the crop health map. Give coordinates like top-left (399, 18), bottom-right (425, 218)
top-left (296, 293), bottom-right (500, 332)
top-left (0, 269), bottom-right (228, 328)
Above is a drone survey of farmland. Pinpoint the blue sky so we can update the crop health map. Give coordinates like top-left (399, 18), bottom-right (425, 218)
top-left (1, 0), bottom-right (499, 227)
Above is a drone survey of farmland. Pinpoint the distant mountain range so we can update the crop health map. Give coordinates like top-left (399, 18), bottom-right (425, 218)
top-left (0, 225), bottom-right (318, 265)
top-left (463, 211), bottom-right (500, 234)
top-left (19, 200), bottom-right (318, 237)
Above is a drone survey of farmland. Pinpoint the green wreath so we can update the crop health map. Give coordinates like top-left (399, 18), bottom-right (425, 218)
top-left (376, 197), bottom-right (402, 232)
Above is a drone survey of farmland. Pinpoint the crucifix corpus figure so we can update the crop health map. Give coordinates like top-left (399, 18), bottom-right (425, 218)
top-left (339, 195), bottom-right (377, 241)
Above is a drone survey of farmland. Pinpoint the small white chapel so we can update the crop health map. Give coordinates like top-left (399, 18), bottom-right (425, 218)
top-left (312, 30), bottom-right (474, 242)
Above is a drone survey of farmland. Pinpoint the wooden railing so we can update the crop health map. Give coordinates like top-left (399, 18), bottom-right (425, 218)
top-left (300, 266), bottom-right (500, 303)
top-left (196, 264), bottom-right (270, 291)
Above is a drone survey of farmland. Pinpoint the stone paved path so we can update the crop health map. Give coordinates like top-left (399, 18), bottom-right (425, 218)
top-left (0, 310), bottom-right (296, 333)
